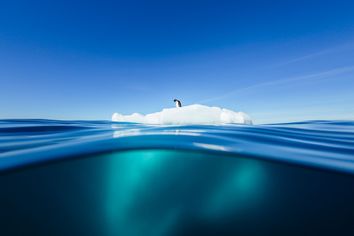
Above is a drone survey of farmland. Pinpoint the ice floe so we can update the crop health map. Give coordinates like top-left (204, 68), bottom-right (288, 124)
top-left (112, 104), bottom-right (252, 125)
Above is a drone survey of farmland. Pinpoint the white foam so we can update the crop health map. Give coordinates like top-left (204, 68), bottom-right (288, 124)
top-left (112, 104), bottom-right (252, 125)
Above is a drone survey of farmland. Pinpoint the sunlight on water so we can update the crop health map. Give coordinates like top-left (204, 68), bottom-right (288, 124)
top-left (205, 159), bottom-right (265, 218)
top-left (105, 150), bottom-right (168, 236)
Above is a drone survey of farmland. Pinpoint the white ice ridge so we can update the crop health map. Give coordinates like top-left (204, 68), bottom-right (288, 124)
top-left (112, 104), bottom-right (252, 125)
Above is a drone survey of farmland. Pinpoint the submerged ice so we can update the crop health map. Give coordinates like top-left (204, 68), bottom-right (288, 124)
top-left (112, 104), bottom-right (252, 125)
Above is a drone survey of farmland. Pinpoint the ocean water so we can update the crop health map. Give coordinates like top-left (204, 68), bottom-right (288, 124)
top-left (0, 119), bottom-right (353, 235)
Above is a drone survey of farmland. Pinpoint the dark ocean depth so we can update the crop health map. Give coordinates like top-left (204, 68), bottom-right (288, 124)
top-left (0, 119), bottom-right (353, 235)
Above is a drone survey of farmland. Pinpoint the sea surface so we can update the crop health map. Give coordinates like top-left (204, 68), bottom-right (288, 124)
top-left (0, 119), bottom-right (353, 235)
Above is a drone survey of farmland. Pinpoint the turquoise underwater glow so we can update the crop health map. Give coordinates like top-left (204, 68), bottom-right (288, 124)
top-left (0, 119), bottom-right (354, 235)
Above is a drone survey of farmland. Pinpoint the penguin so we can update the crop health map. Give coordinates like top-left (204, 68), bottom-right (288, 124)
top-left (173, 99), bottom-right (182, 108)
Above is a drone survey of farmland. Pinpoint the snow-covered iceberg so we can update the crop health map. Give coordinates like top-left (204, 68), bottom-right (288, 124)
top-left (112, 104), bottom-right (252, 125)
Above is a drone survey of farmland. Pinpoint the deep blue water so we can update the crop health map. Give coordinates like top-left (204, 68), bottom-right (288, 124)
top-left (0, 119), bottom-right (354, 235)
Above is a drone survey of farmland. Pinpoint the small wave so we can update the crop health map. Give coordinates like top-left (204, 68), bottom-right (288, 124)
top-left (0, 119), bottom-right (353, 174)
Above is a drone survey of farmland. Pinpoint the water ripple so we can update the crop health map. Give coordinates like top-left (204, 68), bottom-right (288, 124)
top-left (0, 120), bottom-right (353, 174)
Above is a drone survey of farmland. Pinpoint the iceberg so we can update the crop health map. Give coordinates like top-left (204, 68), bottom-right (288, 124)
top-left (112, 104), bottom-right (252, 125)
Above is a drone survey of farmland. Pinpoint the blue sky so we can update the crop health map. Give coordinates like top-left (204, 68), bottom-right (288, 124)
top-left (1, 0), bottom-right (354, 123)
